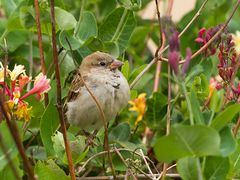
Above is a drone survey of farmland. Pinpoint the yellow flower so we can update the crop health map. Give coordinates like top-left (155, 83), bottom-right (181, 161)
top-left (6, 100), bottom-right (15, 110)
top-left (209, 78), bottom-right (216, 98)
top-left (232, 31), bottom-right (240, 55)
top-left (14, 102), bottom-right (32, 122)
top-left (129, 93), bottom-right (147, 125)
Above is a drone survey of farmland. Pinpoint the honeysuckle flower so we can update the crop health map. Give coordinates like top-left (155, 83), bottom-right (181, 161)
top-left (208, 78), bottom-right (218, 98)
top-left (14, 102), bottom-right (32, 122)
top-left (6, 100), bottom-right (14, 111)
top-left (0, 63), bottom-right (51, 122)
top-left (129, 93), bottom-right (147, 125)
top-left (19, 74), bottom-right (31, 91)
top-left (13, 88), bottom-right (21, 104)
top-left (20, 73), bottom-right (50, 101)
top-left (9, 64), bottom-right (25, 81)
top-left (232, 31), bottom-right (240, 55)
top-left (0, 62), bottom-right (10, 83)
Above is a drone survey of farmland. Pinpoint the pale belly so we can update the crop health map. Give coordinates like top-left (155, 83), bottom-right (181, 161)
top-left (66, 72), bottom-right (130, 131)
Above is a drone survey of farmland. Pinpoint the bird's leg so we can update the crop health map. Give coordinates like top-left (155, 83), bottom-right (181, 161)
top-left (83, 130), bottom-right (98, 151)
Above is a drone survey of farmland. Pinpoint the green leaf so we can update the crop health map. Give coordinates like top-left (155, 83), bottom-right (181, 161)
top-left (204, 157), bottom-right (230, 180)
top-left (190, 74), bottom-right (209, 99)
top-left (19, 6), bottom-right (35, 29)
top-left (59, 11), bottom-right (97, 50)
top-left (34, 160), bottom-right (70, 180)
top-left (0, 157), bottom-right (23, 179)
top-left (177, 157), bottom-right (199, 180)
top-left (55, 7), bottom-right (77, 30)
top-left (154, 125), bottom-right (221, 163)
top-left (26, 146), bottom-right (47, 160)
top-left (1, 0), bottom-right (21, 17)
top-left (121, 60), bottom-right (130, 80)
top-left (189, 90), bottom-right (204, 125)
top-left (185, 65), bottom-right (204, 84)
top-left (59, 30), bottom-right (81, 50)
top-left (52, 131), bottom-right (65, 161)
top-left (230, 140), bottom-right (240, 178)
top-left (209, 90), bottom-right (224, 113)
top-left (5, 30), bottom-right (28, 52)
top-left (75, 11), bottom-right (98, 44)
top-left (52, 132), bottom-right (87, 165)
top-left (129, 64), bottom-right (147, 84)
top-left (99, 8), bottom-right (136, 56)
top-left (219, 126), bottom-right (236, 157)
top-left (0, 121), bottom-right (23, 171)
top-left (103, 41), bottom-right (120, 58)
top-left (109, 123), bottom-right (130, 142)
top-left (210, 104), bottom-right (240, 131)
top-left (40, 101), bottom-right (59, 157)
top-left (145, 92), bottom-right (167, 129)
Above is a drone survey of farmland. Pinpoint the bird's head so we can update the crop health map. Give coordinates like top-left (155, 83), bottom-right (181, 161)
top-left (79, 51), bottom-right (123, 73)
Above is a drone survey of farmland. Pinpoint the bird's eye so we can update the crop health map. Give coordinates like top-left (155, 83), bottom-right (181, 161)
top-left (100, 62), bottom-right (106, 66)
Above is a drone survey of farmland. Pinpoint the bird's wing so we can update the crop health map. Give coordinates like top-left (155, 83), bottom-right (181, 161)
top-left (67, 71), bottom-right (86, 102)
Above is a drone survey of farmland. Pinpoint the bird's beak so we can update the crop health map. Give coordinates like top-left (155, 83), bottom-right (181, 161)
top-left (110, 60), bottom-right (123, 70)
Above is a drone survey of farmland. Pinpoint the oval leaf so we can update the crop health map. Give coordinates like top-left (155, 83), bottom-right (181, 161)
top-left (210, 104), bottom-right (240, 131)
top-left (40, 101), bottom-right (59, 157)
top-left (99, 8), bottom-right (136, 55)
top-left (75, 11), bottom-right (98, 44)
top-left (154, 125), bottom-right (221, 163)
top-left (55, 7), bottom-right (77, 30)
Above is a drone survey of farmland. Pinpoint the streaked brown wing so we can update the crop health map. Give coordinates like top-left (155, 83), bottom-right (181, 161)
top-left (67, 71), bottom-right (85, 102)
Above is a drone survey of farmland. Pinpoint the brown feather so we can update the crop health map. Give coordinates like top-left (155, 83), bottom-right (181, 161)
top-left (67, 70), bottom-right (84, 102)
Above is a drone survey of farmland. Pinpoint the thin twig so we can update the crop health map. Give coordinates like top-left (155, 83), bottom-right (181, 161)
top-left (27, 34), bottom-right (33, 91)
top-left (64, 37), bottom-right (116, 178)
top-left (157, 164), bottom-right (177, 180)
top-left (34, 0), bottom-right (49, 106)
top-left (139, 149), bottom-right (156, 179)
top-left (233, 117), bottom-right (240, 136)
top-left (79, 148), bottom-right (156, 174)
top-left (114, 147), bottom-right (137, 180)
top-left (130, 0), bottom-right (209, 89)
top-left (154, 0), bottom-right (163, 57)
top-left (152, 0), bottom-right (165, 92)
top-left (162, 64), bottom-right (172, 179)
top-left (0, 132), bottom-right (21, 180)
top-left (76, 173), bottom-right (180, 180)
top-left (180, 0), bottom-right (240, 64)
top-left (49, 1), bottom-right (76, 179)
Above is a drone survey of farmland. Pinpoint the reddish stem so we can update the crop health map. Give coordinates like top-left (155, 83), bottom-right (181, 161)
top-left (34, 0), bottom-right (49, 107)
top-left (49, 1), bottom-right (76, 179)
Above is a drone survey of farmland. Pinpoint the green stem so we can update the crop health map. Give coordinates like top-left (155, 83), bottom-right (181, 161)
top-left (208, 110), bottom-right (215, 126)
top-left (111, 8), bottom-right (128, 42)
top-left (197, 158), bottom-right (203, 180)
top-left (0, 30), bottom-right (8, 43)
top-left (74, 0), bottom-right (85, 37)
top-left (181, 82), bottom-right (194, 125)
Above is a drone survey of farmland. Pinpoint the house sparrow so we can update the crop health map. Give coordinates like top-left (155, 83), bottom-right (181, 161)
top-left (66, 51), bottom-right (130, 131)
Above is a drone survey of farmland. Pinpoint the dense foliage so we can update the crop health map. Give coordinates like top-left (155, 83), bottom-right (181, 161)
top-left (0, 0), bottom-right (240, 179)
